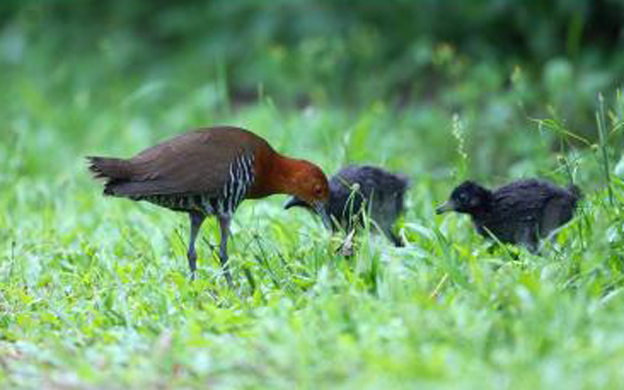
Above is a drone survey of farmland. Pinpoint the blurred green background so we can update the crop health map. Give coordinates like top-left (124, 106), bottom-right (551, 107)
top-left (2, 0), bottom-right (623, 180)
top-left (2, 2), bottom-right (624, 389)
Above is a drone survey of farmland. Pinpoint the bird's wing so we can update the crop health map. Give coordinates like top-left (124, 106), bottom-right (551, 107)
top-left (493, 181), bottom-right (551, 217)
top-left (109, 128), bottom-right (256, 197)
top-left (492, 180), bottom-right (579, 240)
top-left (540, 195), bottom-right (576, 237)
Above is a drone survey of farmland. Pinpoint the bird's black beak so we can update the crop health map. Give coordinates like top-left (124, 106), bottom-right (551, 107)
top-left (284, 196), bottom-right (308, 210)
top-left (435, 200), bottom-right (456, 214)
top-left (285, 197), bottom-right (331, 229)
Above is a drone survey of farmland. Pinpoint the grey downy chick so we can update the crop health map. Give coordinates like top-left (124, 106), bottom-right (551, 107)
top-left (285, 165), bottom-right (410, 247)
top-left (436, 179), bottom-right (582, 253)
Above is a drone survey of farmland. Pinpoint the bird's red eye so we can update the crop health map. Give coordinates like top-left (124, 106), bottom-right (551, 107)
top-left (314, 184), bottom-right (323, 197)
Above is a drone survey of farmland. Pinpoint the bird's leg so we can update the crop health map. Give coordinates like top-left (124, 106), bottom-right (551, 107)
top-left (187, 212), bottom-right (206, 279)
top-left (217, 215), bottom-right (234, 287)
top-left (385, 229), bottom-right (404, 247)
top-left (525, 239), bottom-right (539, 255)
top-left (516, 221), bottom-right (539, 255)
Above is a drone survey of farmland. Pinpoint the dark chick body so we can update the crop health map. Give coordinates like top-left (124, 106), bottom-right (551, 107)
top-left (286, 165), bottom-right (409, 246)
top-left (437, 179), bottom-right (582, 252)
top-left (88, 126), bottom-right (330, 284)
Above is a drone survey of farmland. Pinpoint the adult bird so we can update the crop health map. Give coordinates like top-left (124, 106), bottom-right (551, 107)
top-left (88, 126), bottom-right (330, 285)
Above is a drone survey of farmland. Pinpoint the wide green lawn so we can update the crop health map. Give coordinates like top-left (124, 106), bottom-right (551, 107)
top-left (2, 48), bottom-right (624, 389)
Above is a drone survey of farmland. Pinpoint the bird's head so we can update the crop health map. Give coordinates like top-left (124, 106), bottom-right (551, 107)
top-left (436, 180), bottom-right (492, 215)
top-left (283, 160), bottom-right (331, 227)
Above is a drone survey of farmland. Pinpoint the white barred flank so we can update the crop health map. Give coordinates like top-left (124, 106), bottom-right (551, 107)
top-left (140, 153), bottom-right (255, 217)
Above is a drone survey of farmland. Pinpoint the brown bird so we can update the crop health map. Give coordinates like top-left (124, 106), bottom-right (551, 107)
top-left (88, 126), bottom-right (330, 285)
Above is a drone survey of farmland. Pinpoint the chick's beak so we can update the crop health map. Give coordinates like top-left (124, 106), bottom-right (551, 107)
top-left (314, 201), bottom-right (332, 229)
top-left (435, 200), bottom-right (456, 214)
top-left (284, 196), bottom-right (307, 210)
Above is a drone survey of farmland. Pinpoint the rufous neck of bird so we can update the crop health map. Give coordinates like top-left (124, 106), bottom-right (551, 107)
top-left (248, 152), bottom-right (314, 200)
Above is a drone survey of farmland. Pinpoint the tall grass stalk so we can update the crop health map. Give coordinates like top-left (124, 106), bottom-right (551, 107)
top-left (451, 113), bottom-right (468, 178)
top-left (596, 92), bottom-right (615, 206)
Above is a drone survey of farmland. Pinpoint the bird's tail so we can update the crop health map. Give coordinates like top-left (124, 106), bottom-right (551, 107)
top-left (86, 156), bottom-right (134, 195)
top-left (395, 172), bottom-right (411, 191)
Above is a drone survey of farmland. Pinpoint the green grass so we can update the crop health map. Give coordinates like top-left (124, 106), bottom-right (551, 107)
top-left (2, 40), bottom-right (624, 389)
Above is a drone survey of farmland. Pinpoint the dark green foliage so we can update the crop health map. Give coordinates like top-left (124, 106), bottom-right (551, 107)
top-left (2, 1), bottom-right (623, 111)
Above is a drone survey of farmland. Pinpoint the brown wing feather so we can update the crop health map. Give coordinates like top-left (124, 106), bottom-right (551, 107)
top-left (105, 126), bottom-right (270, 197)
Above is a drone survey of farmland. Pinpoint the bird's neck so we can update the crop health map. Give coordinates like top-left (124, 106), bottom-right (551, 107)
top-left (248, 151), bottom-right (306, 199)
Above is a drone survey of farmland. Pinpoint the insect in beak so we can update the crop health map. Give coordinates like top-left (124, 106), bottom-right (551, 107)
top-left (314, 201), bottom-right (332, 229)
